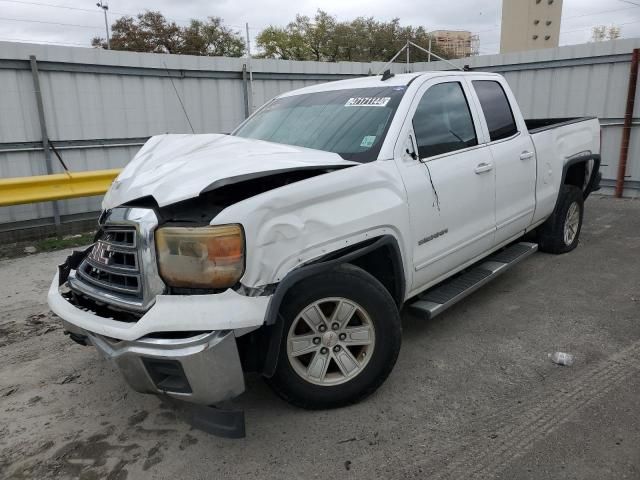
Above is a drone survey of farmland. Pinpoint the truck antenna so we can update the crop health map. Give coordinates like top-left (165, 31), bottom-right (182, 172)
top-left (163, 60), bottom-right (195, 134)
top-left (381, 69), bottom-right (395, 81)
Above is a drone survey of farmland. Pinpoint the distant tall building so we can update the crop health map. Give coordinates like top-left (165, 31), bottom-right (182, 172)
top-left (430, 30), bottom-right (479, 58)
top-left (500, 0), bottom-right (563, 54)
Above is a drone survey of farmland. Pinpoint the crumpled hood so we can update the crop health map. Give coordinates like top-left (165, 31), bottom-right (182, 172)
top-left (102, 134), bottom-right (356, 209)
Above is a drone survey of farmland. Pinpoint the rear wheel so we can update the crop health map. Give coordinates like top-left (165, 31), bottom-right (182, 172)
top-left (266, 264), bottom-right (401, 409)
top-left (537, 184), bottom-right (584, 254)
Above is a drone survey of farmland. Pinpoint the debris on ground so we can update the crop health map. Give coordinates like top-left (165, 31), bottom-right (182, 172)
top-left (26, 312), bottom-right (60, 336)
top-left (1, 386), bottom-right (18, 397)
top-left (337, 437), bottom-right (358, 444)
top-left (23, 246), bottom-right (37, 254)
top-left (549, 352), bottom-right (575, 366)
top-left (57, 373), bottom-right (81, 385)
top-left (26, 313), bottom-right (47, 325)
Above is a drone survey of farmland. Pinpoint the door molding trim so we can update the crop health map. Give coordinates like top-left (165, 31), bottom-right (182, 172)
top-left (496, 208), bottom-right (535, 231)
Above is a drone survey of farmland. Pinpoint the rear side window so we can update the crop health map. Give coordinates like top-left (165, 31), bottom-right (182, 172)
top-left (473, 80), bottom-right (518, 141)
top-left (412, 82), bottom-right (478, 159)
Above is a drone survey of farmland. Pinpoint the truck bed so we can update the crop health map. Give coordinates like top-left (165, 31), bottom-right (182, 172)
top-left (525, 117), bottom-right (598, 134)
top-left (526, 116), bottom-right (600, 226)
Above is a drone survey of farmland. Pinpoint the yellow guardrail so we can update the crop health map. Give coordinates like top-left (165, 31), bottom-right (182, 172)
top-left (0, 169), bottom-right (122, 207)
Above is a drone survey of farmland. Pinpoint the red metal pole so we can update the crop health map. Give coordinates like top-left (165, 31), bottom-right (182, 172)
top-left (615, 48), bottom-right (640, 198)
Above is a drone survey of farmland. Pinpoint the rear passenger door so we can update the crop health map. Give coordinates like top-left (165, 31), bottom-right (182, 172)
top-left (471, 79), bottom-right (536, 245)
top-left (395, 79), bottom-right (496, 292)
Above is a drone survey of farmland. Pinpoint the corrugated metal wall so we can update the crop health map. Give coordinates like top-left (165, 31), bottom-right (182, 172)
top-left (416, 38), bottom-right (640, 195)
top-left (0, 41), bottom-right (403, 230)
top-left (1, 38), bottom-right (639, 233)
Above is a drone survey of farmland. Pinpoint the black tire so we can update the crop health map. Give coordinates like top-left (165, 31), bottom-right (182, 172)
top-left (537, 184), bottom-right (584, 254)
top-left (266, 264), bottom-right (402, 410)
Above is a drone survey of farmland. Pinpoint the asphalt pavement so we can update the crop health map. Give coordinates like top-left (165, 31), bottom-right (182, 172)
top-left (0, 195), bottom-right (638, 479)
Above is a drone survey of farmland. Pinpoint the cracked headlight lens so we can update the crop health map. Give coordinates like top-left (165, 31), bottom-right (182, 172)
top-left (155, 224), bottom-right (245, 289)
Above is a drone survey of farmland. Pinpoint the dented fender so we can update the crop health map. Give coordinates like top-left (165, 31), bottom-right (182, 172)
top-left (213, 160), bottom-right (414, 294)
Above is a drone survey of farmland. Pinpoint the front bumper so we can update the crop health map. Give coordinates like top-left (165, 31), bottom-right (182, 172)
top-left (48, 272), bottom-right (271, 341)
top-left (76, 327), bottom-right (245, 405)
top-left (48, 265), bottom-right (271, 405)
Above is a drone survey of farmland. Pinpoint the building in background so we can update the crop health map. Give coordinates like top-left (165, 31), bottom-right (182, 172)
top-left (500, 0), bottom-right (563, 54)
top-left (430, 30), bottom-right (479, 58)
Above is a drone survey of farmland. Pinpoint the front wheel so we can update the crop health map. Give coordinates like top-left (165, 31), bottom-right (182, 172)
top-left (266, 264), bottom-right (402, 409)
top-left (537, 184), bottom-right (584, 254)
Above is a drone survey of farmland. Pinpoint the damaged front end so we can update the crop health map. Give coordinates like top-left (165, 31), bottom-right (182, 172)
top-left (48, 207), bottom-right (269, 411)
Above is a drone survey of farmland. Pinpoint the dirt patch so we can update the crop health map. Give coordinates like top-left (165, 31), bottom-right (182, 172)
top-left (55, 373), bottom-right (81, 385)
top-left (2, 426), bottom-right (143, 480)
top-left (127, 411), bottom-right (149, 427)
top-left (178, 434), bottom-right (198, 451)
top-left (1, 386), bottom-right (19, 398)
top-left (0, 311), bottom-right (61, 348)
top-left (142, 441), bottom-right (166, 471)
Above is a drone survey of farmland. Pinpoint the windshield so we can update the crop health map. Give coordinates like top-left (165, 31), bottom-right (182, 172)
top-left (233, 86), bottom-right (406, 162)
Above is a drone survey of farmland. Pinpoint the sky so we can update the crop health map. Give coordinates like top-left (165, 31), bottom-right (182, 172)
top-left (0, 0), bottom-right (639, 56)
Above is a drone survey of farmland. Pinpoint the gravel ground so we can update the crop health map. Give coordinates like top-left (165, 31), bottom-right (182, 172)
top-left (0, 195), bottom-right (638, 480)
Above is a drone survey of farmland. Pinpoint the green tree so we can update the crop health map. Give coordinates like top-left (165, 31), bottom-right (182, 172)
top-left (92, 11), bottom-right (181, 53)
top-left (290, 11), bottom-right (336, 61)
top-left (256, 26), bottom-right (308, 60)
top-left (91, 11), bottom-right (245, 57)
top-left (182, 17), bottom-right (245, 56)
top-left (255, 10), bottom-right (452, 63)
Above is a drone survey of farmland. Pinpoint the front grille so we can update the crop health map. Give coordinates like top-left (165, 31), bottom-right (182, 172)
top-left (102, 229), bottom-right (136, 247)
top-left (68, 207), bottom-right (166, 313)
top-left (78, 227), bottom-right (142, 296)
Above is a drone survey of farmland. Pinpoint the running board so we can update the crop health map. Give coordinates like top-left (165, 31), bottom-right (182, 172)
top-left (409, 242), bottom-right (538, 320)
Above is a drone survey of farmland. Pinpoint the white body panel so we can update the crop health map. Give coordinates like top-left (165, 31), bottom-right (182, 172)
top-left (491, 132), bottom-right (537, 243)
top-left (214, 160), bottom-right (413, 289)
top-left (50, 71), bottom-right (600, 341)
top-left (102, 134), bottom-right (355, 209)
top-left (48, 273), bottom-right (270, 341)
top-left (391, 75), bottom-right (496, 292)
top-left (530, 120), bottom-right (600, 225)
top-left (473, 78), bottom-right (537, 243)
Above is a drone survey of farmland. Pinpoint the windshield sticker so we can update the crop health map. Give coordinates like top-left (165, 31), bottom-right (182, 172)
top-left (345, 97), bottom-right (391, 107)
top-left (360, 135), bottom-right (376, 148)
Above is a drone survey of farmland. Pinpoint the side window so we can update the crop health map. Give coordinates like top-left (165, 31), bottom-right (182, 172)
top-left (472, 80), bottom-right (518, 141)
top-left (412, 82), bottom-right (478, 159)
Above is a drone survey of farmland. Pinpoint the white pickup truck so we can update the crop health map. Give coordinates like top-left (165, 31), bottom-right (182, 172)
top-left (48, 71), bottom-right (601, 411)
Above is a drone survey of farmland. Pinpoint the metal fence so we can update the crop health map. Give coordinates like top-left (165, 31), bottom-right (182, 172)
top-left (418, 38), bottom-right (640, 198)
top-left (1, 38), bottom-right (639, 237)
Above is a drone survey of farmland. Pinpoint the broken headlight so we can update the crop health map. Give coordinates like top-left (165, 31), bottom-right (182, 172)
top-left (155, 224), bottom-right (245, 289)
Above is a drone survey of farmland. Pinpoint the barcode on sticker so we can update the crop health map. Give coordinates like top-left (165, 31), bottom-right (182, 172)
top-left (345, 97), bottom-right (391, 107)
top-left (360, 136), bottom-right (376, 147)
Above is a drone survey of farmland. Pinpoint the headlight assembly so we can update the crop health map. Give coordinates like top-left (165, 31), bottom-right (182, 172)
top-left (155, 224), bottom-right (245, 289)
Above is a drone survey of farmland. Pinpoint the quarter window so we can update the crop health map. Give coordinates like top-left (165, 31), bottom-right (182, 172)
top-left (412, 82), bottom-right (478, 159)
top-left (473, 80), bottom-right (518, 141)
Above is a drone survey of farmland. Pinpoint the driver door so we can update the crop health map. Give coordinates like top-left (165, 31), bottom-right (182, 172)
top-left (395, 78), bottom-right (497, 293)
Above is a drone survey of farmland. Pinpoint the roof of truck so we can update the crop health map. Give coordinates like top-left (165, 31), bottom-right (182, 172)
top-left (279, 71), bottom-right (501, 97)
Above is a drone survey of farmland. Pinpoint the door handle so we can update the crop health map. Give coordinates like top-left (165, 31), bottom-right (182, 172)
top-left (520, 151), bottom-right (535, 160)
top-left (474, 162), bottom-right (493, 174)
